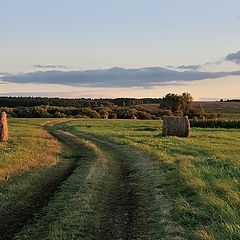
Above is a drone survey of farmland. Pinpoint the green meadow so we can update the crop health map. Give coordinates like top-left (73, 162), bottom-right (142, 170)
top-left (0, 118), bottom-right (239, 240)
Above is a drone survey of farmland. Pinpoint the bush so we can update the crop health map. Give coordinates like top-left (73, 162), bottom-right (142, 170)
top-left (190, 119), bottom-right (240, 128)
top-left (82, 108), bottom-right (101, 118)
top-left (54, 112), bottom-right (67, 118)
top-left (117, 109), bottom-right (137, 119)
top-left (158, 110), bottom-right (174, 117)
top-left (135, 111), bottom-right (153, 120)
top-left (108, 112), bottom-right (117, 119)
top-left (174, 111), bottom-right (184, 117)
top-left (205, 113), bottom-right (218, 119)
top-left (188, 104), bottom-right (205, 119)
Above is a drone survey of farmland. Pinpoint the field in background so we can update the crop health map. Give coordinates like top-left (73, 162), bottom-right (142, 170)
top-left (193, 101), bottom-right (240, 113)
top-left (194, 101), bottom-right (240, 120)
top-left (0, 119), bottom-right (239, 239)
top-left (143, 101), bottom-right (240, 119)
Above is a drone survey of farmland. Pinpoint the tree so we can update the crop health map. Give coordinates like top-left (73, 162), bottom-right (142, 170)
top-left (160, 93), bottom-right (181, 112)
top-left (160, 92), bottom-right (193, 114)
top-left (179, 92), bottom-right (193, 114)
top-left (189, 104), bottom-right (205, 119)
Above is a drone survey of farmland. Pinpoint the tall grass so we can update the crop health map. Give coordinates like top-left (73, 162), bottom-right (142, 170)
top-left (66, 119), bottom-right (240, 239)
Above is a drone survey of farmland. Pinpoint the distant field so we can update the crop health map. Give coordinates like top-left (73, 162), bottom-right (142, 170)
top-left (193, 101), bottom-right (240, 113)
top-left (143, 101), bottom-right (240, 119)
top-left (0, 119), bottom-right (240, 239)
top-left (194, 101), bottom-right (240, 119)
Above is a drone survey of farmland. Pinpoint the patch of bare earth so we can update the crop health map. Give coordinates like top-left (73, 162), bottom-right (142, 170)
top-left (94, 162), bottom-right (142, 240)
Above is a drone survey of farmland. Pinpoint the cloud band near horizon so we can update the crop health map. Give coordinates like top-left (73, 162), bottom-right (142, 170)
top-left (1, 66), bottom-right (240, 88)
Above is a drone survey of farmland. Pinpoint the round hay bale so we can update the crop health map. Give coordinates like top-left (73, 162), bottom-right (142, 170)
top-left (162, 116), bottom-right (190, 137)
top-left (0, 111), bottom-right (8, 142)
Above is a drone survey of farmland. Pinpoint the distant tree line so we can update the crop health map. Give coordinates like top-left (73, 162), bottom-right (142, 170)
top-left (0, 105), bottom-right (158, 120)
top-left (0, 97), bottom-right (108, 108)
top-left (0, 94), bottom-right (222, 120)
top-left (0, 97), bottom-right (161, 108)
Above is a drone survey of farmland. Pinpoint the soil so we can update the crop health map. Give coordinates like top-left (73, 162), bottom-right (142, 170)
top-left (93, 152), bottom-right (143, 240)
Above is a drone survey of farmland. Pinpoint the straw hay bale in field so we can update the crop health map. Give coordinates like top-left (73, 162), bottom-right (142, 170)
top-left (162, 116), bottom-right (190, 137)
top-left (0, 111), bottom-right (8, 142)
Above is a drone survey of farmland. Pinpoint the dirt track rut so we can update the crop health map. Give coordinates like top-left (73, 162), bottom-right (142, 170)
top-left (70, 132), bottom-right (145, 240)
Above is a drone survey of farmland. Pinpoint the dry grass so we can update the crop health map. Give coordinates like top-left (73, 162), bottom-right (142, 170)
top-left (0, 119), bottom-right (60, 180)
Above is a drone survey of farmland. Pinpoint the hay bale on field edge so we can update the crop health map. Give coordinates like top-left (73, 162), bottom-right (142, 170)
top-left (162, 116), bottom-right (190, 137)
top-left (0, 111), bottom-right (8, 142)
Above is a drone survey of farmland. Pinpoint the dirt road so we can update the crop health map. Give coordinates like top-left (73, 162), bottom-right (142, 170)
top-left (1, 122), bottom-right (184, 240)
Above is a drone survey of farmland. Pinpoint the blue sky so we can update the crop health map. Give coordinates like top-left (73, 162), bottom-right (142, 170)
top-left (0, 0), bottom-right (240, 99)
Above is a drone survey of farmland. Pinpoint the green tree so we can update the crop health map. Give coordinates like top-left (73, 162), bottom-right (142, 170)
top-left (179, 92), bottom-right (194, 114)
top-left (189, 104), bottom-right (205, 119)
top-left (160, 92), bottom-right (194, 115)
top-left (160, 93), bottom-right (181, 112)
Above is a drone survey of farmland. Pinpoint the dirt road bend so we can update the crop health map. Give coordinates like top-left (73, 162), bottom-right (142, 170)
top-left (62, 130), bottom-right (145, 240)
top-left (2, 122), bottom-right (185, 240)
top-left (49, 124), bottom-right (184, 240)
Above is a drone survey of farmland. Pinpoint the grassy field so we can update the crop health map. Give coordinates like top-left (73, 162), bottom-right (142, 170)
top-left (143, 101), bottom-right (240, 119)
top-left (193, 101), bottom-right (240, 113)
top-left (0, 119), bottom-right (240, 239)
top-left (58, 120), bottom-right (240, 239)
top-left (194, 101), bottom-right (240, 120)
top-left (0, 118), bottom-right (60, 180)
top-left (0, 118), bottom-right (75, 239)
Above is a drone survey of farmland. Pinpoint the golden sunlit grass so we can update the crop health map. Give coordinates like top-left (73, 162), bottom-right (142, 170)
top-left (0, 118), bottom-right (60, 180)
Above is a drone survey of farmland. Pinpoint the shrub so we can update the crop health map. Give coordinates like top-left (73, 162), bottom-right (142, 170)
top-left (159, 110), bottom-right (174, 117)
top-left (108, 112), bottom-right (117, 119)
top-left (117, 109), bottom-right (137, 119)
top-left (82, 108), bottom-right (101, 118)
top-left (174, 111), bottom-right (184, 117)
top-left (54, 112), bottom-right (67, 118)
top-left (190, 119), bottom-right (240, 129)
top-left (205, 113), bottom-right (218, 119)
top-left (135, 111), bottom-right (153, 120)
top-left (189, 104), bottom-right (205, 119)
